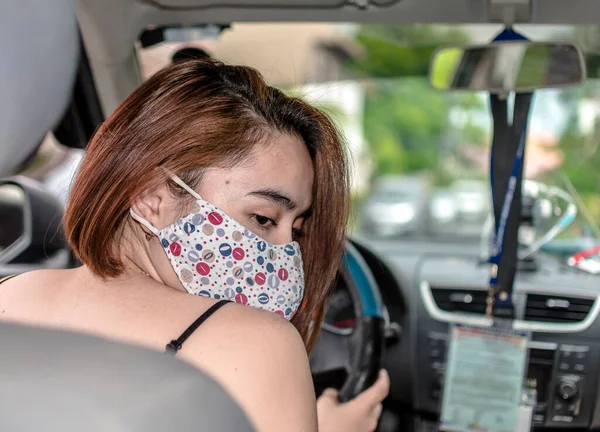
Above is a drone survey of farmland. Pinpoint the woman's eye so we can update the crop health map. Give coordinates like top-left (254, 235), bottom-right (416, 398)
top-left (253, 214), bottom-right (276, 229)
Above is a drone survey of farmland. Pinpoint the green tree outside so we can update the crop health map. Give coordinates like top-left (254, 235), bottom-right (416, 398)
top-left (348, 25), bottom-right (488, 184)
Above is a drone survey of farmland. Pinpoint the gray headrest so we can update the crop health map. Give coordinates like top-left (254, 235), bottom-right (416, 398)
top-left (0, 0), bottom-right (80, 176)
top-left (0, 322), bottom-right (254, 431)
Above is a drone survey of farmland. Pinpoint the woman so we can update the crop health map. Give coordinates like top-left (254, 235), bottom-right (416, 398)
top-left (0, 60), bottom-right (388, 431)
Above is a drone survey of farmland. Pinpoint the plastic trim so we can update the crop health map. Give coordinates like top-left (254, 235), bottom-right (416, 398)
top-left (420, 280), bottom-right (600, 333)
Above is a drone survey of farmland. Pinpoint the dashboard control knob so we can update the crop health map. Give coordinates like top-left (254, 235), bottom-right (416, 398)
top-left (557, 380), bottom-right (579, 401)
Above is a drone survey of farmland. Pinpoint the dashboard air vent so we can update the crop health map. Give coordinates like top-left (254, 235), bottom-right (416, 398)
top-left (430, 288), bottom-right (488, 315)
top-left (524, 294), bottom-right (594, 323)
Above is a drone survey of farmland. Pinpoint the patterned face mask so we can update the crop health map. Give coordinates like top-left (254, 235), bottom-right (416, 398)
top-left (130, 172), bottom-right (305, 320)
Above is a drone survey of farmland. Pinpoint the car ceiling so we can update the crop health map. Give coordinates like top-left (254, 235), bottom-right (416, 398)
top-left (76, 0), bottom-right (600, 114)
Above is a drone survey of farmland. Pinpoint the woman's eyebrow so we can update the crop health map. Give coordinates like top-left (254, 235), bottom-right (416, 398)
top-left (248, 189), bottom-right (297, 211)
top-left (248, 189), bottom-right (313, 217)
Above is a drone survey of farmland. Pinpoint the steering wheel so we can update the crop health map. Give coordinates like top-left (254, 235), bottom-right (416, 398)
top-left (310, 241), bottom-right (386, 402)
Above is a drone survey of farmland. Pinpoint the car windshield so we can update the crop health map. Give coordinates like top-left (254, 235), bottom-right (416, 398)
top-left (52, 23), bottom-right (600, 260)
top-left (133, 23), bottom-right (600, 256)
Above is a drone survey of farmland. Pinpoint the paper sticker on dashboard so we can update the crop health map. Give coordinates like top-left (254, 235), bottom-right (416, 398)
top-left (440, 324), bottom-right (530, 432)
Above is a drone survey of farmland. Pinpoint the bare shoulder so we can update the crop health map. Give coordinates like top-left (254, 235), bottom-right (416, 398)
top-left (0, 270), bottom-right (318, 431)
top-left (0, 269), bottom-right (72, 300)
top-left (178, 303), bottom-right (318, 432)
top-left (1, 269), bottom-right (58, 285)
top-left (0, 268), bottom-right (76, 288)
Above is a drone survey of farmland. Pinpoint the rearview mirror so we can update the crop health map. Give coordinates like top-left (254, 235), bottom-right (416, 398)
top-left (429, 41), bottom-right (586, 93)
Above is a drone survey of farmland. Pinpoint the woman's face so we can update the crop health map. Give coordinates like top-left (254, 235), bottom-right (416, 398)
top-left (133, 133), bottom-right (314, 290)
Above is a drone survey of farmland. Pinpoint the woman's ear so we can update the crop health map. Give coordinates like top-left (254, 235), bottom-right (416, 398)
top-left (131, 183), bottom-right (172, 231)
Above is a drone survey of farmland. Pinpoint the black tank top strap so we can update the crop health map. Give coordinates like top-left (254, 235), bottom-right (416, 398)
top-left (0, 275), bottom-right (17, 285)
top-left (166, 299), bottom-right (230, 355)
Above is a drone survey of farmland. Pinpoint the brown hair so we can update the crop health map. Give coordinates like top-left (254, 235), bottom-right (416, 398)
top-left (64, 60), bottom-right (350, 351)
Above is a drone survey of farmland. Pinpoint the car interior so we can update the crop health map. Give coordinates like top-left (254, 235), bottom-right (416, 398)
top-left (4, 0), bottom-right (600, 431)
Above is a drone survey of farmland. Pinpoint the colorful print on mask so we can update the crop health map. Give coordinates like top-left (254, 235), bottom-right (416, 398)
top-left (130, 172), bottom-right (305, 320)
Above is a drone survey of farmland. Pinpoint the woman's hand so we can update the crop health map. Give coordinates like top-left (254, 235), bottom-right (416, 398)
top-left (316, 370), bottom-right (390, 432)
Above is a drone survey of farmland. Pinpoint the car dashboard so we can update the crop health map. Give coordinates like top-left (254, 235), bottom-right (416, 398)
top-left (346, 235), bottom-right (600, 431)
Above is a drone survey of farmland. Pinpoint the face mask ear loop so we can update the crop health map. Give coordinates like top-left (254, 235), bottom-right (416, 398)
top-left (159, 166), bottom-right (203, 201)
top-left (129, 208), bottom-right (160, 236)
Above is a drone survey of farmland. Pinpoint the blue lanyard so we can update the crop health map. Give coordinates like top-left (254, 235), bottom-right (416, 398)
top-left (488, 129), bottom-right (527, 288)
top-left (486, 28), bottom-right (532, 316)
